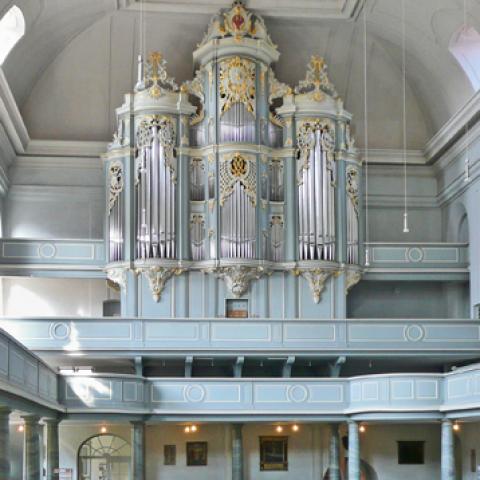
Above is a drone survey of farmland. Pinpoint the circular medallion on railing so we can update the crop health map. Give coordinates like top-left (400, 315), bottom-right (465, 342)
top-left (404, 324), bottom-right (425, 342)
top-left (406, 247), bottom-right (424, 263)
top-left (50, 322), bottom-right (71, 340)
top-left (185, 384), bottom-right (206, 403)
top-left (287, 385), bottom-right (309, 403)
top-left (39, 243), bottom-right (57, 259)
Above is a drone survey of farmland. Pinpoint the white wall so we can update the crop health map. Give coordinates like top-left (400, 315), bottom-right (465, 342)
top-left (0, 277), bottom-right (117, 317)
top-left (459, 423), bottom-right (480, 480)
top-left (52, 422), bottom-right (455, 480)
top-left (359, 424), bottom-right (441, 480)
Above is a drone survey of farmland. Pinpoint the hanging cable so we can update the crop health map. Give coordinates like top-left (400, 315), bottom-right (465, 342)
top-left (464, 0), bottom-right (471, 182)
top-left (402, 0), bottom-right (409, 233)
top-left (363, 1), bottom-right (370, 266)
top-left (136, 0), bottom-right (145, 88)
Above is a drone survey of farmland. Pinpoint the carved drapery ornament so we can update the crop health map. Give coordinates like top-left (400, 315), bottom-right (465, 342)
top-left (219, 152), bottom-right (257, 206)
top-left (108, 162), bottom-right (124, 213)
top-left (136, 115), bottom-right (177, 183)
top-left (295, 55), bottom-right (338, 101)
top-left (268, 68), bottom-right (292, 104)
top-left (293, 268), bottom-right (335, 304)
top-left (346, 166), bottom-right (359, 215)
top-left (208, 265), bottom-right (271, 298)
top-left (296, 119), bottom-right (335, 186)
top-left (137, 266), bottom-right (185, 302)
top-left (219, 56), bottom-right (256, 117)
top-left (144, 52), bottom-right (178, 99)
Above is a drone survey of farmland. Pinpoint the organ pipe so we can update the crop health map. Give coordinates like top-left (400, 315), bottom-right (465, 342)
top-left (136, 116), bottom-right (177, 260)
top-left (297, 121), bottom-right (336, 261)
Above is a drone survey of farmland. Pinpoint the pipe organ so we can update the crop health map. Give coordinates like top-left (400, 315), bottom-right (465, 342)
top-left (104, 0), bottom-right (362, 308)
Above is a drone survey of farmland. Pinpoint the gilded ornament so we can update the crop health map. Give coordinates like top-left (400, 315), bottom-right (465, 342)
top-left (295, 55), bottom-right (338, 101)
top-left (219, 56), bottom-right (256, 117)
top-left (220, 153), bottom-right (256, 206)
top-left (143, 52), bottom-right (178, 99)
top-left (346, 166), bottom-right (359, 215)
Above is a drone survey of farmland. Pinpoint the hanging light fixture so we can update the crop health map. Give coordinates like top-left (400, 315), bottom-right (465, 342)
top-left (363, 0), bottom-right (371, 266)
top-left (402, 0), bottom-right (410, 234)
top-left (292, 424), bottom-right (300, 432)
top-left (276, 425), bottom-right (283, 433)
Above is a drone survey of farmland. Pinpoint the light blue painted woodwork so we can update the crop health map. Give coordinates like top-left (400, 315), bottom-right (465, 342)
top-left (0, 238), bottom-right (105, 265)
top-left (0, 328), bottom-right (59, 409)
top-left (365, 242), bottom-right (469, 270)
top-left (57, 364), bottom-right (480, 417)
top-left (3, 317), bottom-right (479, 353)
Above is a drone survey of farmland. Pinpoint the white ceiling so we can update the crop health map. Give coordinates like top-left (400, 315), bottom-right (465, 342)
top-left (0, 0), bottom-right (479, 148)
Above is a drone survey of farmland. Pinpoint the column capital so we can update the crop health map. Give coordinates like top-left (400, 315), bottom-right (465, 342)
top-left (130, 420), bottom-right (145, 426)
top-left (441, 419), bottom-right (453, 426)
top-left (21, 415), bottom-right (41, 425)
top-left (43, 418), bottom-right (61, 426)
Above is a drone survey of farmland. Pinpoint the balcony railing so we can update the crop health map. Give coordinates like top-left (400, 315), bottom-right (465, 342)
top-left (59, 365), bottom-right (480, 417)
top-left (365, 242), bottom-right (469, 271)
top-left (0, 328), bottom-right (59, 410)
top-left (1, 326), bottom-right (479, 419)
top-left (0, 238), bottom-right (105, 274)
top-left (2, 317), bottom-right (479, 353)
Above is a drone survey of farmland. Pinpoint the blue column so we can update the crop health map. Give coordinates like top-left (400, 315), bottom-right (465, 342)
top-left (441, 420), bottom-right (455, 480)
top-left (22, 415), bottom-right (40, 480)
top-left (329, 423), bottom-right (340, 480)
top-left (44, 418), bottom-right (60, 480)
top-left (348, 421), bottom-right (360, 480)
top-left (232, 423), bottom-right (244, 480)
top-left (131, 421), bottom-right (145, 480)
top-left (0, 407), bottom-right (11, 479)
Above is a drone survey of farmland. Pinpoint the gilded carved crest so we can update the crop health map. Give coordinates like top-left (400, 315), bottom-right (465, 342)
top-left (182, 68), bottom-right (205, 126)
top-left (144, 52), bottom-right (178, 99)
top-left (219, 152), bottom-right (257, 207)
top-left (295, 55), bottom-right (338, 101)
top-left (219, 56), bottom-right (256, 117)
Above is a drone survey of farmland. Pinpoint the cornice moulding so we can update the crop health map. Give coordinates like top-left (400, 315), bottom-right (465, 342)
top-left (360, 148), bottom-right (427, 165)
top-left (424, 90), bottom-right (480, 163)
top-left (26, 140), bottom-right (109, 158)
top-left (122, 0), bottom-right (364, 20)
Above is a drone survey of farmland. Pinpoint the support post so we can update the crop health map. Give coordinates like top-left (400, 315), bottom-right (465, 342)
top-left (131, 421), bottom-right (145, 480)
top-left (22, 415), bottom-right (41, 480)
top-left (0, 407), bottom-right (11, 479)
top-left (329, 423), bottom-right (340, 480)
top-left (232, 423), bottom-right (244, 480)
top-left (348, 421), bottom-right (360, 480)
top-left (45, 418), bottom-right (60, 480)
top-left (441, 419), bottom-right (455, 480)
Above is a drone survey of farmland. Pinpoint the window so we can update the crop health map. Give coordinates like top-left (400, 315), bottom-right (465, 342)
top-left (397, 441), bottom-right (425, 465)
top-left (260, 437), bottom-right (288, 471)
top-left (78, 434), bottom-right (131, 480)
top-left (450, 26), bottom-right (480, 91)
top-left (0, 5), bottom-right (25, 65)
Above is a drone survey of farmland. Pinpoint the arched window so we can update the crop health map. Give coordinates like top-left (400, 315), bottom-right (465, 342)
top-left (0, 5), bottom-right (25, 65)
top-left (78, 434), bottom-right (131, 480)
top-left (450, 25), bottom-right (480, 91)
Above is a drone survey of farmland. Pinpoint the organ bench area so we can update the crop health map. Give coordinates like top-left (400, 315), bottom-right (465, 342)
top-left (104, 0), bottom-right (361, 318)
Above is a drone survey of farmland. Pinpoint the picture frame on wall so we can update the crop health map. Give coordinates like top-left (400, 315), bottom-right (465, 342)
top-left (186, 442), bottom-right (208, 466)
top-left (259, 437), bottom-right (288, 471)
top-left (164, 445), bottom-right (176, 466)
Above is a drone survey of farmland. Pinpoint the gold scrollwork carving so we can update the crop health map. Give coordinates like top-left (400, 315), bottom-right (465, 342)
top-left (220, 152), bottom-right (256, 206)
top-left (219, 56), bottom-right (256, 117)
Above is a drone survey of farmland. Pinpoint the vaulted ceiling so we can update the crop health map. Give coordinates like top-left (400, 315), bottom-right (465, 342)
top-left (1, 0), bottom-right (479, 149)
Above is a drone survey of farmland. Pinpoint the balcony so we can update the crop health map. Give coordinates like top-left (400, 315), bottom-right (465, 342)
top-left (0, 238), bottom-right (105, 277)
top-left (2, 317), bottom-right (479, 355)
top-left (364, 242), bottom-right (469, 281)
